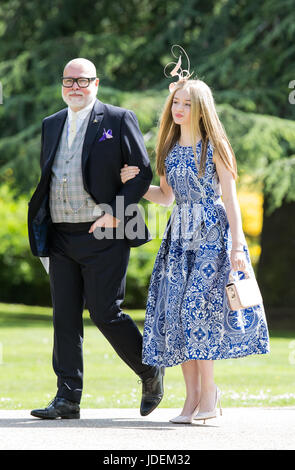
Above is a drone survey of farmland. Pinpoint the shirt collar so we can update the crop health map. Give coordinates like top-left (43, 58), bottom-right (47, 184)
top-left (68, 97), bottom-right (96, 122)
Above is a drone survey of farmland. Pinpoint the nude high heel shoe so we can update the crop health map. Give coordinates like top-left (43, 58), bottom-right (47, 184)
top-left (169, 401), bottom-right (200, 424)
top-left (194, 387), bottom-right (222, 424)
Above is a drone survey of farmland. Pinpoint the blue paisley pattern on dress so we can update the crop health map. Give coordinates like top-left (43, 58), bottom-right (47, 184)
top-left (142, 140), bottom-right (270, 367)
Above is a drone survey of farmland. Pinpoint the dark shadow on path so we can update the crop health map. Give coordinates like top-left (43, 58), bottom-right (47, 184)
top-left (0, 416), bottom-right (218, 430)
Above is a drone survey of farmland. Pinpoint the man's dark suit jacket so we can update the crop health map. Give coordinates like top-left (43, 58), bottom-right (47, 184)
top-left (27, 98), bottom-right (153, 256)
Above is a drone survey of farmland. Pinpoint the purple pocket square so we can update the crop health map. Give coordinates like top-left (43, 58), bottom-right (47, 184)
top-left (99, 128), bottom-right (113, 142)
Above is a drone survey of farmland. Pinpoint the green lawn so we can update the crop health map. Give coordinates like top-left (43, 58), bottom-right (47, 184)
top-left (0, 302), bottom-right (294, 409)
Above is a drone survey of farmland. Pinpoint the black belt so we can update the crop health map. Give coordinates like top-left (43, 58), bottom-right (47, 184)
top-left (52, 222), bottom-right (94, 233)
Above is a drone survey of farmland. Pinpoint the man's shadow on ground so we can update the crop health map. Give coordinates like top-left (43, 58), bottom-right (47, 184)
top-left (0, 416), bottom-right (217, 429)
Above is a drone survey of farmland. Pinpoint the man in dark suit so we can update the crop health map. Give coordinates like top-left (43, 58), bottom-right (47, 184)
top-left (28, 58), bottom-right (164, 419)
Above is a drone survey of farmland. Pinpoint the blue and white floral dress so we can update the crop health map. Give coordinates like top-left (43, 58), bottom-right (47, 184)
top-left (142, 140), bottom-right (270, 367)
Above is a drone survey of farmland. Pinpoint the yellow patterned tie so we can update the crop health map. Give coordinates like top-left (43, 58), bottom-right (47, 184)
top-left (68, 112), bottom-right (77, 148)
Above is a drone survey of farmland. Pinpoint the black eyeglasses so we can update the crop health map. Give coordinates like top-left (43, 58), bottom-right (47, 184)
top-left (62, 77), bottom-right (97, 88)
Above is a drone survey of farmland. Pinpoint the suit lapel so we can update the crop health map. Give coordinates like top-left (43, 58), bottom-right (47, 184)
top-left (42, 109), bottom-right (67, 176)
top-left (81, 98), bottom-right (104, 174)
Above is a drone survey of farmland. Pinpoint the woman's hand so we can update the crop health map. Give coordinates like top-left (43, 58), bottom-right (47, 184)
top-left (120, 163), bottom-right (140, 183)
top-left (230, 249), bottom-right (247, 272)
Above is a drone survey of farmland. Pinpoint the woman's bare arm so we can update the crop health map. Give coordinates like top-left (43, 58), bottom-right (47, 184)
top-left (213, 144), bottom-right (247, 271)
top-left (120, 164), bottom-right (175, 207)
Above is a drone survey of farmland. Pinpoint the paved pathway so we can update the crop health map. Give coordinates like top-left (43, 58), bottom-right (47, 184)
top-left (0, 407), bottom-right (294, 451)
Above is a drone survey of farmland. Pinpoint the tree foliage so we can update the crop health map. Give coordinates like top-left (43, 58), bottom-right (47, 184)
top-left (0, 0), bottom-right (294, 198)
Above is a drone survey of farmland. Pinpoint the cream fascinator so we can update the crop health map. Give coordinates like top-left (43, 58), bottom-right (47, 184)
top-left (164, 45), bottom-right (193, 93)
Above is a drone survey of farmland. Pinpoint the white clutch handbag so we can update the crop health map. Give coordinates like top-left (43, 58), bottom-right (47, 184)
top-left (225, 270), bottom-right (263, 310)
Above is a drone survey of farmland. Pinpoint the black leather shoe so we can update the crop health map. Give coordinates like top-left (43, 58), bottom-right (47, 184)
top-left (31, 397), bottom-right (80, 419)
top-left (140, 366), bottom-right (165, 416)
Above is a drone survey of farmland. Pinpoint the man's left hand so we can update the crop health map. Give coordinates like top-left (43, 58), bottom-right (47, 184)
top-left (88, 213), bottom-right (120, 233)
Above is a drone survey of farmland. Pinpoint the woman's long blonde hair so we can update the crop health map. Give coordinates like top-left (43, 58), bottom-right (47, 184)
top-left (156, 79), bottom-right (238, 179)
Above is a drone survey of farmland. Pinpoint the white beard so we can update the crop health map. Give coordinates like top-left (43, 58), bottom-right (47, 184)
top-left (62, 87), bottom-right (97, 110)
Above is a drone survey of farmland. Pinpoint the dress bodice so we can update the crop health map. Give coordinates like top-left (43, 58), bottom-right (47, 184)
top-left (164, 140), bottom-right (225, 250)
top-left (165, 140), bottom-right (222, 206)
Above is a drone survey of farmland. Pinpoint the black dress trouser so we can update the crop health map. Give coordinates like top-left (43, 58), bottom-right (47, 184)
top-left (48, 221), bottom-right (155, 403)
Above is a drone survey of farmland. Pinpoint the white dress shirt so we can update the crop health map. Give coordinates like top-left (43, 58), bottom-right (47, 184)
top-left (67, 97), bottom-right (96, 141)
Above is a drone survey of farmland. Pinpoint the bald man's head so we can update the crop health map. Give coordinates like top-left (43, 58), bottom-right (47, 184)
top-left (62, 58), bottom-right (99, 112)
top-left (63, 58), bottom-right (97, 77)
